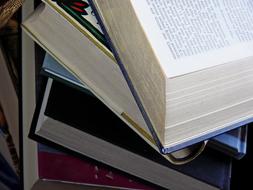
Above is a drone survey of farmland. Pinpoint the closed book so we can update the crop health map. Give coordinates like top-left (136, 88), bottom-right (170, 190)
top-left (29, 78), bottom-right (232, 190)
top-left (38, 144), bottom-right (157, 190)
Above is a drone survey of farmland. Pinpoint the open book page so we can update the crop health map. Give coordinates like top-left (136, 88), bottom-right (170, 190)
top-left (131, 0), bottom-right (253, 77)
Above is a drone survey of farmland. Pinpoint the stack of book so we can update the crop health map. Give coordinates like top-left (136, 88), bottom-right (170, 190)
top-left (21, 0), bottom-right (253, 189)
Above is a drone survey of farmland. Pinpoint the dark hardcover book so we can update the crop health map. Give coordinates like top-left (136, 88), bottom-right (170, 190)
top-left (29, 78), bottom-right (232, 190)
top-left (42, 53), bottom-right (248, 159)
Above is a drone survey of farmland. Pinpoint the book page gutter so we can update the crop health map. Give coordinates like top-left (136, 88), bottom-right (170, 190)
top-left (131, 0), bottom-right (253, 78)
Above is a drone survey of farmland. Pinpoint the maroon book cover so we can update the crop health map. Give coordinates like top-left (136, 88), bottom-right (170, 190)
top-left (38, 145), bottom-right (155, 190)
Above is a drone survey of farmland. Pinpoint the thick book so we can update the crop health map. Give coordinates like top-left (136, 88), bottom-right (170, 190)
top-left (22, 0), bottom-right (253, 154)
top-left (89, 0), bottom-right (253, 153)
top-left (29, 78), bottom-right (232, 190)
top-left (22, 1), bottom-right (207, 161)
top-left (38, 144), bottom-right (157, 190)
top-left (42, 52), bottom-right (248, 159)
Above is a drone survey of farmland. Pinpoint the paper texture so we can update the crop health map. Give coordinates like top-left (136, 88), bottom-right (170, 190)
top-left (131, 0), bottom-right (253, 77)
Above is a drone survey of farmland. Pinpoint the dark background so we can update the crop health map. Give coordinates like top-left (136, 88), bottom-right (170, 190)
top-left (231, 124), bottom-right (252, 190)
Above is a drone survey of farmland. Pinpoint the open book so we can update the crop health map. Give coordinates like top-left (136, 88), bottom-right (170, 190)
top-left (90, 0), bottom-right (253, 153)
top-left (22, 0), bottom-right (253, 154)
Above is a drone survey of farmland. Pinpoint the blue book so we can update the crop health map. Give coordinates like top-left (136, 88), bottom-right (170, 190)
top-left (30, 78), bottom-right (232, 190)
top-left (42, 53), bottom-right (248, 159)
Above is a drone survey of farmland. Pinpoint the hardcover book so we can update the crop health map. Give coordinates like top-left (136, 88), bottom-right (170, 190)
top-left (89, 0), bottom-right (253, 153)
top-left (22, 0), bottom-right (253, 154)
top-left (38, 144), bottom-right (157, 190)
top-left (30, 78), bottom-right (232, 190)
top-left (42, 52), bottom-right (248, 159)
top-left (22, 0), bottom-right (206, 160)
